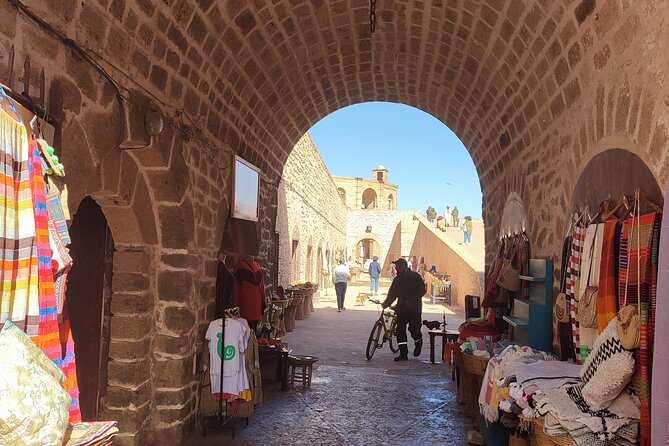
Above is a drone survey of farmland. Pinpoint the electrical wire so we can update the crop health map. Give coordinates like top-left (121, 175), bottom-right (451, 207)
top-left (8, 0), bottom-right (127, 148)
top-left (9, 0), bottom-right (235, 171)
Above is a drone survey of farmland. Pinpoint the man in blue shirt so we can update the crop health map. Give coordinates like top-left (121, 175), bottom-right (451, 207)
top-left (368, 256), bottom-right (382, 295)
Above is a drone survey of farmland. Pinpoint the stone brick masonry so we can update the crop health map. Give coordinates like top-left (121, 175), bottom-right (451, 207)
top-left (1, 0), bottom-right (668, 444)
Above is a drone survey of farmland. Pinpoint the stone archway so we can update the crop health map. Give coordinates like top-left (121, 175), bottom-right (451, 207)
top-left (354, 236), bottom-right (382, 265)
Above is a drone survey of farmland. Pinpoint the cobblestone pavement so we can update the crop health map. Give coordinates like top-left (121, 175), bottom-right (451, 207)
top-left (187, 278), bottom-right (474, 446)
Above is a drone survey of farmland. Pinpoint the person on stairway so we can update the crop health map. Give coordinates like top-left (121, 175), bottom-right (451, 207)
top-left (382, 258), bottom-right (425, 361)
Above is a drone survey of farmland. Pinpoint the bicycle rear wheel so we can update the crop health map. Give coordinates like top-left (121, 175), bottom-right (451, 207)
top-left (366, 321), bottom-right (382, 360)
top-left (388, 319), bottom-right (399, 353)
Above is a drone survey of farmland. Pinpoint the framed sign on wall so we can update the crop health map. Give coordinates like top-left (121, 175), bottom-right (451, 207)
top-left (232, 155), bottom-right (260, 221)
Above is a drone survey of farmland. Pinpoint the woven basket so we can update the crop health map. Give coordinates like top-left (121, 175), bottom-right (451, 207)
top-left (462, 353), bottom-right (488, 376)
top-left (509, 433), bottom-right (530, 446)
top-left (530, 418), bottom-right (574, 446)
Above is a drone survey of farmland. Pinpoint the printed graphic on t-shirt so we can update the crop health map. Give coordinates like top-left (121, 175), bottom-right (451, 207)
top-left (216, 333), bottom-right (237, 361)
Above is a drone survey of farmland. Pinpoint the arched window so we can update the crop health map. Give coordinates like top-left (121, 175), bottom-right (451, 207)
top-left (387, 194), bottom-right (394, 210)
top-left (362, 188), bottom-right (377, 209)
top-left (337, 187), bottom-right (346, 204)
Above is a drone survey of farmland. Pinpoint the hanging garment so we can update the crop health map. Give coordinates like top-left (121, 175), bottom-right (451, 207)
top-left (619, 212), bottom-right (659, 446)
top-left (555, 234), bottom-right (575, 360)
top-left (205, 317), bottom-right (251, 398)
top-left (29, 139), bottom-right (81, 422)
top-left (233, 259), bottom-right (266, 323)
top-left (596, 220), bottom-right (619, 331)
top-left (577, 223), bottom-right (604, 363)
top-left (566, 226), bottom-right (585, 363)
top-left (0, 91), bottom-right (40, 336)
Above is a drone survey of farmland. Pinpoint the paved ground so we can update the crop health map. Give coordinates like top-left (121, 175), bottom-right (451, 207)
top-left (187, 278), bottom-right (474, 446)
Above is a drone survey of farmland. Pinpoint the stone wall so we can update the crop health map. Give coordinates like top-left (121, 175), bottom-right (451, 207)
top-left (408, 222), bottom-right (482, 307)
top-left (277, 133), bottom-right (347, 287)
top-left (346, 210), bottom-right (416, 270)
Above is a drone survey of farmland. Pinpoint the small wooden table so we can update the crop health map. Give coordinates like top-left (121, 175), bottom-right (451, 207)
top-left (427, 329), bottom-right (459, 364)
top-left (258, 346), bottom-right (289, 390)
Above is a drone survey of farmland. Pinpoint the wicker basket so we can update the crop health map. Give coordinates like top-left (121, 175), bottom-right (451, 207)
top-left (462, 352), bottom-right (489, 376)
top-left (509, 433), bottom-right (530, 446)
top-left (530, 418), bottom-right (574, 446)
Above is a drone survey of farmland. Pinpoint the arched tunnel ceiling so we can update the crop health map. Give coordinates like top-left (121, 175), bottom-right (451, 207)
top-left (30, 0), bottom-right (668, 191)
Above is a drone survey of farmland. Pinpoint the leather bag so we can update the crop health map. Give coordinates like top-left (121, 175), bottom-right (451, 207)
top-left (578, 225), bottom-right (599, 329)
top-left (496, 258), bottom-right (520, 292)
top-left (617, 194), bottom-right (641, 350)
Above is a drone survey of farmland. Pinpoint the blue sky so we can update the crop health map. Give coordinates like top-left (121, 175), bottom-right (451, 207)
top-left (309, 102), bottom-right (483, 218)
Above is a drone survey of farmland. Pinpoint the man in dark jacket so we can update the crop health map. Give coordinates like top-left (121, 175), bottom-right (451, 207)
top-left (382, 258), bottom-right (425, 361)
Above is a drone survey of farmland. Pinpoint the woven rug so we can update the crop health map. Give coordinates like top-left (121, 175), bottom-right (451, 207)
top-left (62, 421), bottom-right (118, 446)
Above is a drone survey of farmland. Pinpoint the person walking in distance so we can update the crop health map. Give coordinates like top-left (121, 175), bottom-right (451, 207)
top-left (451, 206), bottom-right (460, 227)
top-left (382, 258), bottom-right (425, 361)
top-left (463, 216), bottom-right (473, 246)
top-left (368, 256), bottom-right (382, 295)
top-left (445, 206), bottom-right (451, 226)
top-left (332, 257), bottom-right (351, 312)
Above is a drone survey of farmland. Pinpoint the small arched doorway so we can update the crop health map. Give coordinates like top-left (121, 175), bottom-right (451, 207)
top-left (362, 188), bottom-right (377, 209)
top-left (66, 197), bottom-right (114, 421)
top-left (354, 237), bottom-right (380, 265)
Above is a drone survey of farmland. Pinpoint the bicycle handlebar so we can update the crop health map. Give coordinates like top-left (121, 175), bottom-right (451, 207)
top-left (369, 298), bottom-right (382, 305)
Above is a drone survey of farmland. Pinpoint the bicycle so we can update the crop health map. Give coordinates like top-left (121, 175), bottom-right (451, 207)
top-left (366, 298), bottom-right (399, 360)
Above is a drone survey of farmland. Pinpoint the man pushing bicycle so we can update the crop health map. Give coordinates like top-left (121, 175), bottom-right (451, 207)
top-left (382, 258), bottom-right (425, 361)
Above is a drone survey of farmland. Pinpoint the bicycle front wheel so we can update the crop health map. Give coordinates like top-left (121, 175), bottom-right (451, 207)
top-left (366, 321), bottom-right (382, 360)
top-left (388, 319), bottom-right (399, 353)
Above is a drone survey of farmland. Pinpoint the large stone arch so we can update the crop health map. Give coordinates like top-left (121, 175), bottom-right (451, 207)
top-left (4, 0), bottom-right (669, 444)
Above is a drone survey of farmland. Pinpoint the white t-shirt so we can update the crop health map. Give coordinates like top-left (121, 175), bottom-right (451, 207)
top-left (205, 318), bottom-right (250, 393)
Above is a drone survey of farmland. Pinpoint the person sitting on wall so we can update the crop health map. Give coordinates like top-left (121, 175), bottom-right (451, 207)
top-left (233, 254), bottom-right (266, 330)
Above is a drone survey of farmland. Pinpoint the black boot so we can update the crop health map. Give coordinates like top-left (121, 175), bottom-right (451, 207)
top-left (394, 344), bottom-right (408, 361)
top-left (413, 339), bottom-right (423, 357)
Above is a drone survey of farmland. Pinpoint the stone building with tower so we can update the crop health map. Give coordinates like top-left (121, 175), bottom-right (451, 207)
top-left (333, 165), bottom-right (398, 211)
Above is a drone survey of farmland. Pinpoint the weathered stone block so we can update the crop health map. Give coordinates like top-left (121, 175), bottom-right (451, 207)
top-left (105, 382), bottom-right (151, 407)
top-left (153, 403), bottom-right (192, 424)
top-left (109, 339), bottom-right (151, 361)
top-left (110, 314), bottom-right (153, 340)
top-left (158, 270), bottom-right (192, 302)
top-left (113, 272), bottom-right (150, 293)
top-left (151, 421), bottom-right (189, 446)
top-left (79, 2), bottom-right (109, 47)
top-left (114, 249), bottom-right (150, 273)
top-left (102, 401), bottom-right (150, 433)
top-left (153, 357), bottom-right (193, 388)
top-left (158, 201), bottom-right (194, 249)
top-left (153, 386), bottom-right (191, 406)
top-left (111, 292), bottom-right (154, 315)
top-left (161, 253), bottom-right (197, 269)
top-left (162, 306), bottom-right (196, 335)
top-left (155, 333), bottom-right (191, 356)
top-left (107, 359), bottom-right (150, 387)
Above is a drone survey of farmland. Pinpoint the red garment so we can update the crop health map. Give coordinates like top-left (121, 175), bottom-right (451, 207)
top-left (233, 259), bottom-right (266, 322)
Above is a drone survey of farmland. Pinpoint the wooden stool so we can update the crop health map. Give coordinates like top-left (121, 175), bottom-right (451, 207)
top-left (288, 355), bottom-right (318, 388)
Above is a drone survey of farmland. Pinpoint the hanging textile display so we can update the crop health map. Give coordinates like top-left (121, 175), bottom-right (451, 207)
top-left (567, 225), bottom-right (585, 364)
top-left (29, 138), bottom-right (81, 422)
top-left (596, 220), bottom-right (619, 331)
top-left (577, 223), bottom-right (604, 363)
top-left (0, 88), bottom-right (40, 336)
top-left (618, 211), bottom-right (659, 446)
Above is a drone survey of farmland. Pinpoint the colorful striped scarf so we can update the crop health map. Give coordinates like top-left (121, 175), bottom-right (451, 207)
top-left (619, 212), bottom-right (658, 446)
top-left (29, 139), bottom-right (81, 422)
top-left (596, 220), bottom-right (619, 331)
